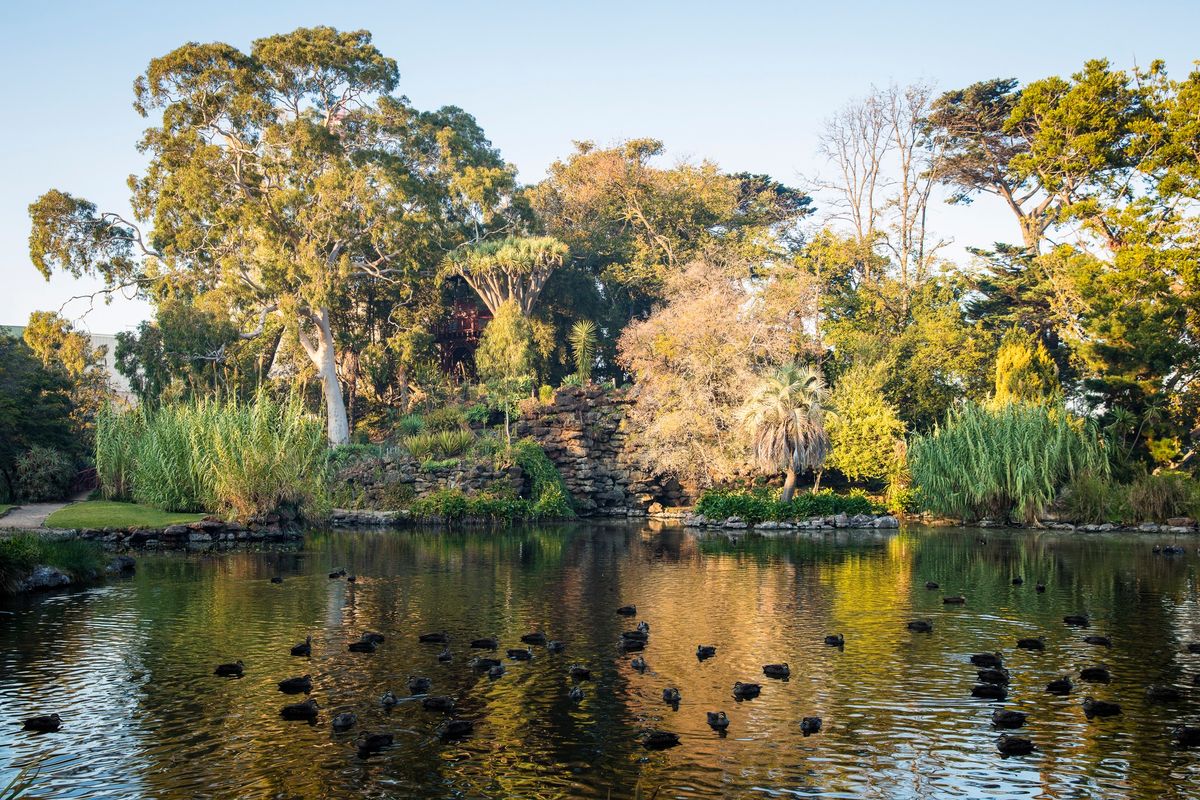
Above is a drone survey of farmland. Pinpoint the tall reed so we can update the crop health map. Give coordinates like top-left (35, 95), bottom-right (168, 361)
top-left (94, 392), bottom-right (327, 519)
top-left (909, 401), bottom-right (1108, 524)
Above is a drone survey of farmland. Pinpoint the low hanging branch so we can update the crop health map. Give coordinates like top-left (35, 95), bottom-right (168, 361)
top-left (440, 236), bottom-right (569, 316)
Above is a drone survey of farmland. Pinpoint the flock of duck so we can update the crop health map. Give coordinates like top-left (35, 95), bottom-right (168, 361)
top-left (19, 553), bottom-right (1200, 763)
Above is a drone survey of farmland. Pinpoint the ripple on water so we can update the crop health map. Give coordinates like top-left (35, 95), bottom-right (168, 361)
top-left (2, 525), bottom-right (1200, 799)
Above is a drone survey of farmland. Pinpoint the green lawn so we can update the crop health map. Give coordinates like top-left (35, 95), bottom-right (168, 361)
top-left (45, 501), bottom-right (206, 530)
top-left (0, 505), bottom-right (11, 518)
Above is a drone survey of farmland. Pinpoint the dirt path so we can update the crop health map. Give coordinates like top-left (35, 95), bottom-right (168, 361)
top-left (0, 492), bottom-right (91, 529)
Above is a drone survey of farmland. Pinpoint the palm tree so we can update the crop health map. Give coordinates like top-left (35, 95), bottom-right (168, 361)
top-left (741, 364), bottom-right (830, 502)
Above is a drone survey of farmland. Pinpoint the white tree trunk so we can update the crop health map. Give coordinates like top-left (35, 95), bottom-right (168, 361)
top-left (298, 307), bottom-right (350, 445)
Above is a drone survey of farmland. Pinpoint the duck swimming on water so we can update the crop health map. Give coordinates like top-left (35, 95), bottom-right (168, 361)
top-left (21, 714), bottom-right (61, 732)
top-left (290, 636), bottom-right (311, 657)
top-left (800, 716), bottom-right (822, 736)
top-left (825, 634), bottom-right (845, 647)
top-left (696, 645), bottom-right (717, 660)
top-left (214, 660), bottom-right (244, 677)
top-left (762, 663), bottom-right (790, 679)
top-left (707, 711), bottom-right (729, 730)
top-left (663, 687), bottom-right (681, 705)
top-left (277, 675), bottom-right (312, 694)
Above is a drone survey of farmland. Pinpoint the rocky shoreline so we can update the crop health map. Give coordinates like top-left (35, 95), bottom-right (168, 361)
top-left (682, 512), bottom-right (901, 530)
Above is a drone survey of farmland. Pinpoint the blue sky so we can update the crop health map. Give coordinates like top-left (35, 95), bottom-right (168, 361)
top-left (3, 0), bottom-right (1198, 334)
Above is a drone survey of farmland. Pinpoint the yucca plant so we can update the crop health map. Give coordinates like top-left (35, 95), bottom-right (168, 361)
top-left (403, 432), bottom-right (438, 461)
top-left (569, 320), bottom-right (598, 383)
top-left (396, 413), bottom-right (425, 436)
top-left (909, 401), bottom-right (1108, 524)
top-left (434, 428), bottom-right (474, 457)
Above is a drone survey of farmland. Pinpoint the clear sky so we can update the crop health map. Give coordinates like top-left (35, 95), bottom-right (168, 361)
top-left (3, 0), bottom-right (1198, 335)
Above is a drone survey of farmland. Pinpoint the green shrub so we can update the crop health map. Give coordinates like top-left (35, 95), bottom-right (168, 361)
top-left (423, 406), bottom-right (466, 432)
top-left (15, 446), bottom-right (74, 502)
top-left (1062, 472), bottom-right (1121, 523)
top-left (397, 413), bottom-right (426, 436)
top-left (538, 384), bottom-right (555, 404)
top-left (464, 404), bottom-right (490, 425)
top-left (0, 533), bottom-right (106, 592)
top-left (694, 487), bottom-right (884, 523)
top-left (408, 487), bottom-right (536, 523)
top-left (328, 443), bottom-right (379, 469)
top-left (410, 488), bottom-right (470, 520)
top-left (1125, 471), bottom-right (1197, 523)
top-left (419, 457), bottom-right (460, 472)
top-left (509, 438), bottom-right (574, 517)
top-left (560, 373), bottom-right (585, 388)
top-left (909, 402), bottom-right (1107, 523)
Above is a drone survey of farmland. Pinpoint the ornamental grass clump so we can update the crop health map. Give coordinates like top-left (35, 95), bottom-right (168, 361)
top-left (909, 401), bottom-right (1107, 524)
top-left (94, 392), bottom-right (327, 519)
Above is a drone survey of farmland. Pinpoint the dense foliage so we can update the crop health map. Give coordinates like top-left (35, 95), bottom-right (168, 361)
top-left (695, 488), bottom-right (883, 525)
top-left (96, 393), bottom-right (328, 519)
top-left (0, 534), bottom-right (106, 593)
top-left (910, 402), bottom-right (1108, 523)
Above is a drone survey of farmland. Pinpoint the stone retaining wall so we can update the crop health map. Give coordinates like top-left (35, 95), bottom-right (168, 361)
top-left (515, 386), bottom-right (691, 516)
top-left (335, 453), bottom-right (524, 509)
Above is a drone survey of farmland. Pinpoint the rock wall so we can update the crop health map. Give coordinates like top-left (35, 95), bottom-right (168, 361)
top-left (515, 386), bottom-right (692, 516)
top-left (336, 452), bottom-right (524, 508)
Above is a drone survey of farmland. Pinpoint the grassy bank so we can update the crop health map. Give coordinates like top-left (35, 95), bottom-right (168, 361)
top-left (45, 500), bottom-right (205, 530)
top-left (0, 505), bottom-right (11, 518)
top-left (0, 533), bottom-right (107, 592)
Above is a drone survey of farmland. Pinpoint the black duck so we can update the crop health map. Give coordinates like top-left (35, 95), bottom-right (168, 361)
top-left (1146, 685), bottom-right (1181, 702)
top-left (422, 695), bottom-right (455, 712)
top-left (277, 675), bottom-right (312, 694)
top-left (438, 719), bottom-right (474, 740)
top-left (356, 732), bottom-right (393, 757)
top-left (1081, 697), bottom-right (1121, 718)
top-left (1186, 642), bottom-right (1200, 654)
top-left (568, 686), bottom-right (585, 702)
top-left (471, 657), bottom-right (501, 669)
top-left (280, 699), bottom-right (319, 721)
top-left (620, 638), bottom-right (646, 652)
top-left (361, 632), bottom-right (385, 645)
top-left (800, 716), bottom-right (823, 736)
top-left (487, 665), bottom-right (506, 679)
top-left (991, 709), bottom-right (1027, 728)
top-left (1035, 583), bottom-right (1046, 593)
top-left (925, 581), bottom-right (940, 590)
top-left (732, 682), bottom-right (761, 700)
top-left (617, 605), bottom-right (637, 616)
top-left (408, 676), bottom-right (432, 695)
top-left (1046, 676), bottom-right (1073, 695)
top-left (621, 629), bottom-right (649, 642)
top-left (21, 714), bottom-right (61, 732)
top-left (547, 640), bottom-right (566, 653)
top-left (290, 636), bottom-right (311, 657)
top-left (1080, 666), bottom-right (1110, 683)
top-left (641, 730), bottom-right (680, 750)
top-left (631, 656), bottom-right (648, 672)
top-left (943, 596), bottom-right (966, 605)
top-left (696, 645), bottom-right (717, 660)
top-left (214, 660), bottom-right (244, 677)
top-left (1017, 637), bottom-right (1045, 651)
top-left (507, 647), bottom-right (533, 661)
top-left (977, 667), bottom-right (1010, 685)
top-left (825, 634), bottom-right (845, 647)
top-left (1011, 577), bottom-right (1024, 586)
top-left (331, 712), bottom-right (357, 732)
top-left (521, 632), bottom-right (548, 646)
top-left (970, 652), bottom-right (1003, 668)
top-left (348, 639), bottom-right (377, 653)
top-left (707, 711), bottom-right (729, 730)
top-left (762, 663), bottom-right (790, 679)
top-left (380, 691), bottom-right (400, 708)
top-left (1083, 635), bottom-right (1112, 647)
top-left (568, 665), bottom-right (592, 681)
top-left (270, 576), bottom-right (283, 584)
top-left (419, 632), bottom-right (448, 644)
top-left (996, 734), bottom-right (1034, 755)
top-left (471, 637), bottom-right (498, 650)
top-left (907, 620), bottom-right (933, 633)
top-left (1063, 614), bottom-right (1090, 627)
top-left (328, 568), bottom-right (346, 579)
top-left (1174, 726), bottom-right (1200, 747)
top-left (972, 684), bottom-right (1007, 700)
top-left (437, 648), bottom-right (452, 662)
top-left (663, 687), bottom-right (681, 704)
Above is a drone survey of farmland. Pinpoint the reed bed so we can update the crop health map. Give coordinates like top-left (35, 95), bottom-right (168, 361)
top-left (909, 401), bottom-right (1107, 524)
top-left (95, 392), bottom-right (327, 519)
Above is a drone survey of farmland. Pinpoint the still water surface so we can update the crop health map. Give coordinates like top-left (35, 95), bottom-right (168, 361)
top-left (3, 523), bottom-right (1200, 799)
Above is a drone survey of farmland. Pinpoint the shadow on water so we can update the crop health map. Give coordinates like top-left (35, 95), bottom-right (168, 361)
top-left (3, 523), bottom-right (1200, 798)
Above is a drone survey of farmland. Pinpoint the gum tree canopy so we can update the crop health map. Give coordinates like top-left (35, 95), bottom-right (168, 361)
top-left (28, 26), bottom-right (513, 443)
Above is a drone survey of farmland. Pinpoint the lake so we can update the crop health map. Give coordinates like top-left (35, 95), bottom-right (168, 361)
top-left (3, 523), bottom-right (1200, 799)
